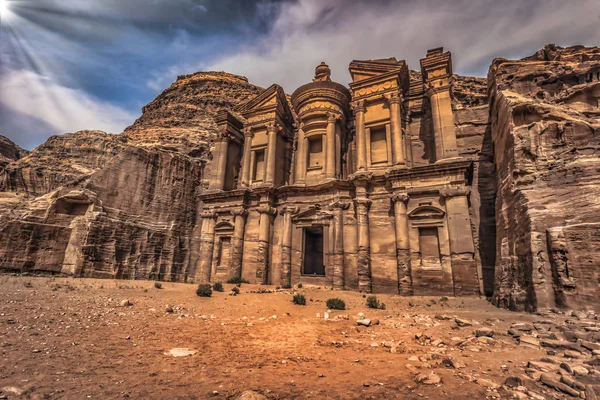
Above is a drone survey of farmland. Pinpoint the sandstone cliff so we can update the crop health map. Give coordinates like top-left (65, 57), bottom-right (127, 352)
top-left (489, 44), bottom-right (600, 311)
top-left (0, 136), bottom-right (27, 165)
top-left (0, 72), bottom-right (262, 280)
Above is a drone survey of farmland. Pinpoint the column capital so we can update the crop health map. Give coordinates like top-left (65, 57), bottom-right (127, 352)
top-left (279, 205), bottom-right (299, 215)
top-left (391, 193), bottom-right (409, 204)
top-left (266, 122), bottom-right (281, 134)
top-left (257, 205), bottom-right (277, 216)
top-left (354, 198), bottom-right (372, 210)
top-left (424, 80), bottom-right (452, 97)
top-left (230, 207), bottom-right (248, 217)
top-left (243, 127), bottom-right (254, 138)
top-left (200, 209), bottom-right (217, 219)
top-left (329, 201), bottom-right (351, 211)
top-left (349, 171), bottom-right (373, 185)
top-left (439, 186), bottom-right (471, 198)
top-left (215, 134), bottom-right (230, 143)
top-left (327, 112), bottom-right (340, 124)
top-left (351, 100), bottom-right (366, 114)
top-left (385, 91), bottom-right (403, 106)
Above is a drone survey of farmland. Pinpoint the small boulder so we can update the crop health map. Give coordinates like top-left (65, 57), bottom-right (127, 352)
top-left (414, 372), bottom-right (441, 385)
top-left (236, 391), bottom-right (267, 400)
top-left (475, 327), bottom-right (494, 337)
top-left (119, 299), bottom-right (132, 307)
top-left (455, 318), bottom-right (472, 327)
top-left (357, 319), bottom-right (371, 327)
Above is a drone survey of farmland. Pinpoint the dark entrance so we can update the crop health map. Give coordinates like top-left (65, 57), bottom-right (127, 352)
top-left (303, 226), bottom-right (324, 275)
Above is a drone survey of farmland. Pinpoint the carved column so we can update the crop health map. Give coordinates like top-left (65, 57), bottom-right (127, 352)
top-left (388, 93), bottom-right (406, 165)
top-left (392, 193), bottom-right (412, 295)
top-left (196, 210), bottom-right (216, 283)
top-left (355, 197), bottom-right (372, 293)
top-left (426, 84), bottom-right (458, 161)
top-left (230, 207), bottom-right (247, 280)
top-left (295, 123), bottom-right (307, 185)
top-left (421, 48), bottom-right (459, 162)
top-left (280, 206), bottom-right (297, 287)
top-left (265, 123), bottom-right (278, 185)
top-left (240, 129), bottom-right (253, 187)
top-left (213, 135), bottom-right (229, 190)
top-left (352, 174), bottom-right (372, 292)
top-left (352, 101), bottom-right (367, 171)
top-left (325, 113), bottom-right (337, 179)
top-left (256, 205), bottom-right (276, 284)
top-left (329, 201), bottom-right (349, 290)
top-left (440, 186), bottom-right (479, 295)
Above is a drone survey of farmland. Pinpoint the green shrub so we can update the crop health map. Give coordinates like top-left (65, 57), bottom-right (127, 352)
top-left (292, 294), bottom-right (306, 305)
top-left (154, 282), bottom-right (162, 289)
top-left (297, 283), bottom-right (303, 289)
top-left (231, 286), bottom-right (240, 295)
top-left (213, 281), bottom-right (224, 292)
top-left (226, 277), bottom-right (249, 285)
top-left (326, 298), bottom-right (346, 310)
top-left (282, 284), bottom-right (292, 289)
top-left (366, 295), bottom-right (386, 310)
top-left (196, 284), bottom-right (212, 297)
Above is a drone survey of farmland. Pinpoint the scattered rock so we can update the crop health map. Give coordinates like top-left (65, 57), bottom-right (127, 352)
top-left (539, 373), bottom-right (580, 397)
top-left (236, 391), bottom-right (267, 400)
top-left (475, 327), bottom-right (494, 337)
top-left (357, 319), bottom-right (371, 327)
top-left (414, 372), bottom-right (441, 385)
top-left (504, 376), bottom-right (522, 388)
top-left (455, 318), bottom-right (472, 327)
top-left (166, 348), bottom-right (197, 357)
top-left (119, 299), bottom-right (132, 307)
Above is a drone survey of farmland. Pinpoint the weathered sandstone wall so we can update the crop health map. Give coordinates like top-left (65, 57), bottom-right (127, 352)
top-left (0, 72), bottom-right (262, 279)
top-left (489, 45), bottom-right (600, 311)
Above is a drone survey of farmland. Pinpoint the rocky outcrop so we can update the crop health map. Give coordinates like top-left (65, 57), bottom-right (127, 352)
top-left (0, 72), bottom-right (261, 280)
top-left (489, 44), bottom-right (600, 311)
top-left (124, 72), bottom-right (262, 158)
top-left (0, 136), bottom-right (27, 165)
top-left (0, 131), bottom-right (126, 197)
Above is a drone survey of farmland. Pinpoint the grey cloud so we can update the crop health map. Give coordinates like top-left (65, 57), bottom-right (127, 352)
top-left (205, 0), bottom-right (600, 91)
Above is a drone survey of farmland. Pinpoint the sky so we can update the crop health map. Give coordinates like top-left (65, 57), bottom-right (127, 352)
top-left (0, 0), bottom-right (599, 150)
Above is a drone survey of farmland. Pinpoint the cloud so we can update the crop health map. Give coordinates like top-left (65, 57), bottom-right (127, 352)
top-left (0, 68), bottom-right (138, 149)
top-left (204, 0), bottom-right (600, 92)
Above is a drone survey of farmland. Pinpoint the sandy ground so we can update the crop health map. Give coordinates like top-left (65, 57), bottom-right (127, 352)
top-left (0, 276), bottom-right (555, 399)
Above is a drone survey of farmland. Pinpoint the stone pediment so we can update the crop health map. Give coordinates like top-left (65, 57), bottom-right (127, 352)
top-left (292, 204), bottom-right (333, 225)
top-left (349, 59), bottom-right (410, 97)
top-left (349, 58), bottom-right (406, 81)
top-left (408, 205), bottom-right (445, 220)
top-left (236, 84), bottom-right (292, 123)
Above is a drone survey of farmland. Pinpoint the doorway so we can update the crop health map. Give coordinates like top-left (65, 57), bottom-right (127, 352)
top-left (303, 226), bottom-right (324, 275)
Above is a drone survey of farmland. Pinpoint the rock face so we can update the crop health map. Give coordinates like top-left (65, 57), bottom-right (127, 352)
top-left (0, 72), bottom-right (261, 280)
top-left (489, 44), bottom-right (600, 311)
top-left (0, 46), bottom-right (598, 312)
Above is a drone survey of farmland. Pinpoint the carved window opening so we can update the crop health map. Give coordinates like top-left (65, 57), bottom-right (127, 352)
top-left (302, 226), bottom-right (324, 276)
top-left (419, 227), bottom-right (442, 270)
top-left (252, 149), bottom-right (265, 182)
top-left (370, 125), bottom-right (388, 165)
top-left (224, 141), bottom-right (242, 191)
top-left (54, 199), bottom-right (89, 216)
top-left (216, 236), bottom-right (232, 270)
top-left (307, 136), bottom-right (323, 170)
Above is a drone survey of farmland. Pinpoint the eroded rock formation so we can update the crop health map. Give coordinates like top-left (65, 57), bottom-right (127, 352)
top-left (0, 45), bottom-right (598, 312)
top-left (0, 72), bottom-right (261, 280)
top-left (489, 44), bottom-right (600, 311)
